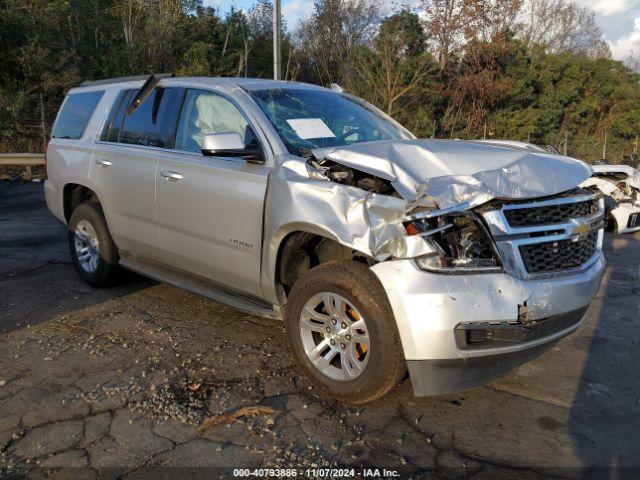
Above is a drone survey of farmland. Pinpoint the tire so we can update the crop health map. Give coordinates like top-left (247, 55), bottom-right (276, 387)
top-left (284, 260), bottom-right (406, 403)
top-left (68, 202), bottom-right (122, 287)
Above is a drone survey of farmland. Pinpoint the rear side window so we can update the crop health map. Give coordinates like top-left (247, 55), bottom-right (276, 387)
top-left (101, 87), bottom-right (180, 148)
top-left (52, 91), bottom-right (104, 139)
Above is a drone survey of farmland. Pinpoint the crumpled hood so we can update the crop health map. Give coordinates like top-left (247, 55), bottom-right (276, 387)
top-left (592, 164), bottom-right (640, 190)
top-left (313, 139), bottom-right (593, 208)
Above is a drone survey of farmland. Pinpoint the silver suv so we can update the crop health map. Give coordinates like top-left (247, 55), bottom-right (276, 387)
top-left (45, 75), bottom-right (605, 403)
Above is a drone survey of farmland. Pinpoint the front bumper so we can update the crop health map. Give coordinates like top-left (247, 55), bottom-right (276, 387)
top-left (370, 254), bottom-right (605, 396)
top-left (406, 341), bottom-right (557, 396)
top-left (610, 203), bottom-right (640, 234)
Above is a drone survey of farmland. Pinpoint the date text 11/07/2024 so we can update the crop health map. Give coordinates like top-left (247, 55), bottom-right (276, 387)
top-left (232, 468), bottom-right (401, 478)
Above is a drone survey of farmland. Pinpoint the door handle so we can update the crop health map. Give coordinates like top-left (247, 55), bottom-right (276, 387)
top-left (160, 170), bottom-right (184, 182)
top-left (95, 158), bottom-right (112, 168)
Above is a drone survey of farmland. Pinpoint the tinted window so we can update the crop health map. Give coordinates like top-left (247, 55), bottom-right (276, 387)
top-left (102, 88), bottom-right (180, 148)
top-left (100, 90), bottom-right (129, 143)
top-left (52, 91), bottom-right (104, 139)
top-left (175, 89), bottom-right (254, 153)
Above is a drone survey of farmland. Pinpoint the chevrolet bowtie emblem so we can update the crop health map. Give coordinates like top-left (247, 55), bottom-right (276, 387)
top-left (569, 221), bottom-right (591, 239)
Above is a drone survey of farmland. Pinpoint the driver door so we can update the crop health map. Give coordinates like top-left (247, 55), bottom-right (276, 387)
top-left (155, 89), bottom-right (269, 297)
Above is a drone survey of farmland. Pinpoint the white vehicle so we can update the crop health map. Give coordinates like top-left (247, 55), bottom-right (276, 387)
top-left (45, 75), bottom-right (605, 403)
top-left (581, 165), bottom-right (640, 234)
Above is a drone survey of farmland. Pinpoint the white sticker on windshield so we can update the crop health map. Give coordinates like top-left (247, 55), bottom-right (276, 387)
top-left (286, 118), bottom-right (336, 139)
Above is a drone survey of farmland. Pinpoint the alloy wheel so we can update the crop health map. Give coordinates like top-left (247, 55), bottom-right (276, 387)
top-left (299, 292), bottom-right (370, 381)
top-left (74, 219), bottom-right (100, 273)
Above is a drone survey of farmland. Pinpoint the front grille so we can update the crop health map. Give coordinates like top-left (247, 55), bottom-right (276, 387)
top-left (628, 213), bottom-right (640, 229)
top-left (519, 231), bottom-right (598, 274)
top-left (505, 199), bottom-right (598, 227)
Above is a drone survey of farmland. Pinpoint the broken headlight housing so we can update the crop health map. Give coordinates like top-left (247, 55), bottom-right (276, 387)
top-left (407, 212), bottom-right (503, 273)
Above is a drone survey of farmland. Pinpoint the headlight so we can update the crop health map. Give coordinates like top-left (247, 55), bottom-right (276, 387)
top-left (407, 212), bottom-right (503, 273)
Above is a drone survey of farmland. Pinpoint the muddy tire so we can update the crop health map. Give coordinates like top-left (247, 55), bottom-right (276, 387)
top-left (284, 261), bottom-right (406, 404)
top-left (68, 202), bottom-right (122, 287)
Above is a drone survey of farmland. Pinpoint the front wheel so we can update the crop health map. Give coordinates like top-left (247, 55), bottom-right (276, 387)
top-left (284, 261), bottom-right (406, 403)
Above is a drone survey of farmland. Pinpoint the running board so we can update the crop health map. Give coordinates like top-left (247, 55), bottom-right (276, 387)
top-left (119, 256), bottom-right (278, 319)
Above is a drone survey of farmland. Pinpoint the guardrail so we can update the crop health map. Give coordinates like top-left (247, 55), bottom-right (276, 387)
top-left (0, 153), bottom-right (45, 180)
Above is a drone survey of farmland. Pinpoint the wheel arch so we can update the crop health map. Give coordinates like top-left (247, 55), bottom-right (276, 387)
top-left (267, 223), bottom-right (374, 304)
top-left (62, 183), bottom-right (104, 223)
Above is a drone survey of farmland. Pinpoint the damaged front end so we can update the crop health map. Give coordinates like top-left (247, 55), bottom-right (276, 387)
top-left (264, 139), bottom-right (606, 396)
top-left (295, 139), bottom-right (597, 266)
top-left (405, 208), bottom-right (502, 273)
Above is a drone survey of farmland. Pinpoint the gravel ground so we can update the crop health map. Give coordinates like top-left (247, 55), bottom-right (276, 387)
top-left (1, 183), bottom-right (639, 479)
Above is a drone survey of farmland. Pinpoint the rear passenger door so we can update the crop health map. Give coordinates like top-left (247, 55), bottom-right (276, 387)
top-left (155, 88), bottom-right (270, 297)
top-left (91, 87), bottom-right (180, 256)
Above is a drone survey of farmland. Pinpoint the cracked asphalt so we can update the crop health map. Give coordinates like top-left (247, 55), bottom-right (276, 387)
top-left (1, 183), bottom-right (639, 479)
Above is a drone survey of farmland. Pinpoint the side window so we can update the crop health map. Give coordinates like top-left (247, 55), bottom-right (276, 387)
top-left (52, 90), bottom-right (104, 139)
top-left (119, 88), bottom-right (176, 148)
top-left (100, 90), bottom-right (129, 143)
top-left (175, 89), bottom-right (253, 153)
top-left (101, 87), bottom-right (179, 148)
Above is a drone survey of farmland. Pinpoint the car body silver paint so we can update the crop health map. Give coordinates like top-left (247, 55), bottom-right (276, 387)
top-left (312, 139), bottom-right (593, 207)
top-left (370, 254), bottom-right (604, 361)
top-left (45, 77), bottom-right (605, 397)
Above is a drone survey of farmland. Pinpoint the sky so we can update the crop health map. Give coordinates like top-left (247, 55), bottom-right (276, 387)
top-left (203, 0), bottom-right (640, 60)
top-left (577, 0), bottom-right (640, 59)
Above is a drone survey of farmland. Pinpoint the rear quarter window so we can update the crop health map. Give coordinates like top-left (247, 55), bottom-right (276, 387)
top-left (52, 91), bottom-right (104, 140)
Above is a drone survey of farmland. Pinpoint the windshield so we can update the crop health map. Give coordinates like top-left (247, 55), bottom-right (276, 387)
top-left (249, 88), bottom-right (413, 156)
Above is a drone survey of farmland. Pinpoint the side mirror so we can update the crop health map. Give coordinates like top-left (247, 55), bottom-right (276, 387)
top-left (201, 132), bottom-right (264, 163)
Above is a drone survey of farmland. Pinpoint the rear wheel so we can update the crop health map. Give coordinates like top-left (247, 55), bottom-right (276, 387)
top-left (284, 261), bottom-right (406, 403)
top-left (68, 203), bottom-right (122, 287)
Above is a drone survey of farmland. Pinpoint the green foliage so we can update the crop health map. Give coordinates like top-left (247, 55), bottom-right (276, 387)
top-left (1, 0), bottom-right (639, 163)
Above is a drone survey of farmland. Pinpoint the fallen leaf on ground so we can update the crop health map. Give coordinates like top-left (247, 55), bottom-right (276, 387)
top-left (199, 406), bottom-right (280, 433)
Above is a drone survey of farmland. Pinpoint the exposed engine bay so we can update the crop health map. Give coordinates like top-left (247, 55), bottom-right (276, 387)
top-left (307, 158), bottom-right (398, 196)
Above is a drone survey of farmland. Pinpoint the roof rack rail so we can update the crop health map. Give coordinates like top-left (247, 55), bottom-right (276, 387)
top-left (79, 73), bottom-right (174, 87)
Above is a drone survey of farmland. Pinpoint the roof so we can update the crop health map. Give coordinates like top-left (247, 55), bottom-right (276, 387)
top-left (71, 76), bottom-right (329, 93)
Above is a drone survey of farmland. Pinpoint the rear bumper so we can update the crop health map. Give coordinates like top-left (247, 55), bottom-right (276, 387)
top-left (370, 255), bottom-right (605, 396)
top-left (44, 179), bottom-right (65, 223)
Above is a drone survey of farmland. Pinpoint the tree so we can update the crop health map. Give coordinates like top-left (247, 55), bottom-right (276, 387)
top-left (296, 0), bottom-right (380, 85)
top-left (462, 0), bottom-right (523, 42)
top-left (518, 0), bottom-right (610, 58)
top-left (421, 0), bottom-right (467, 70)
top-left (348, 11), bottom-right (437, 125)
top-left (246, 0), bottom-right (296, 78)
